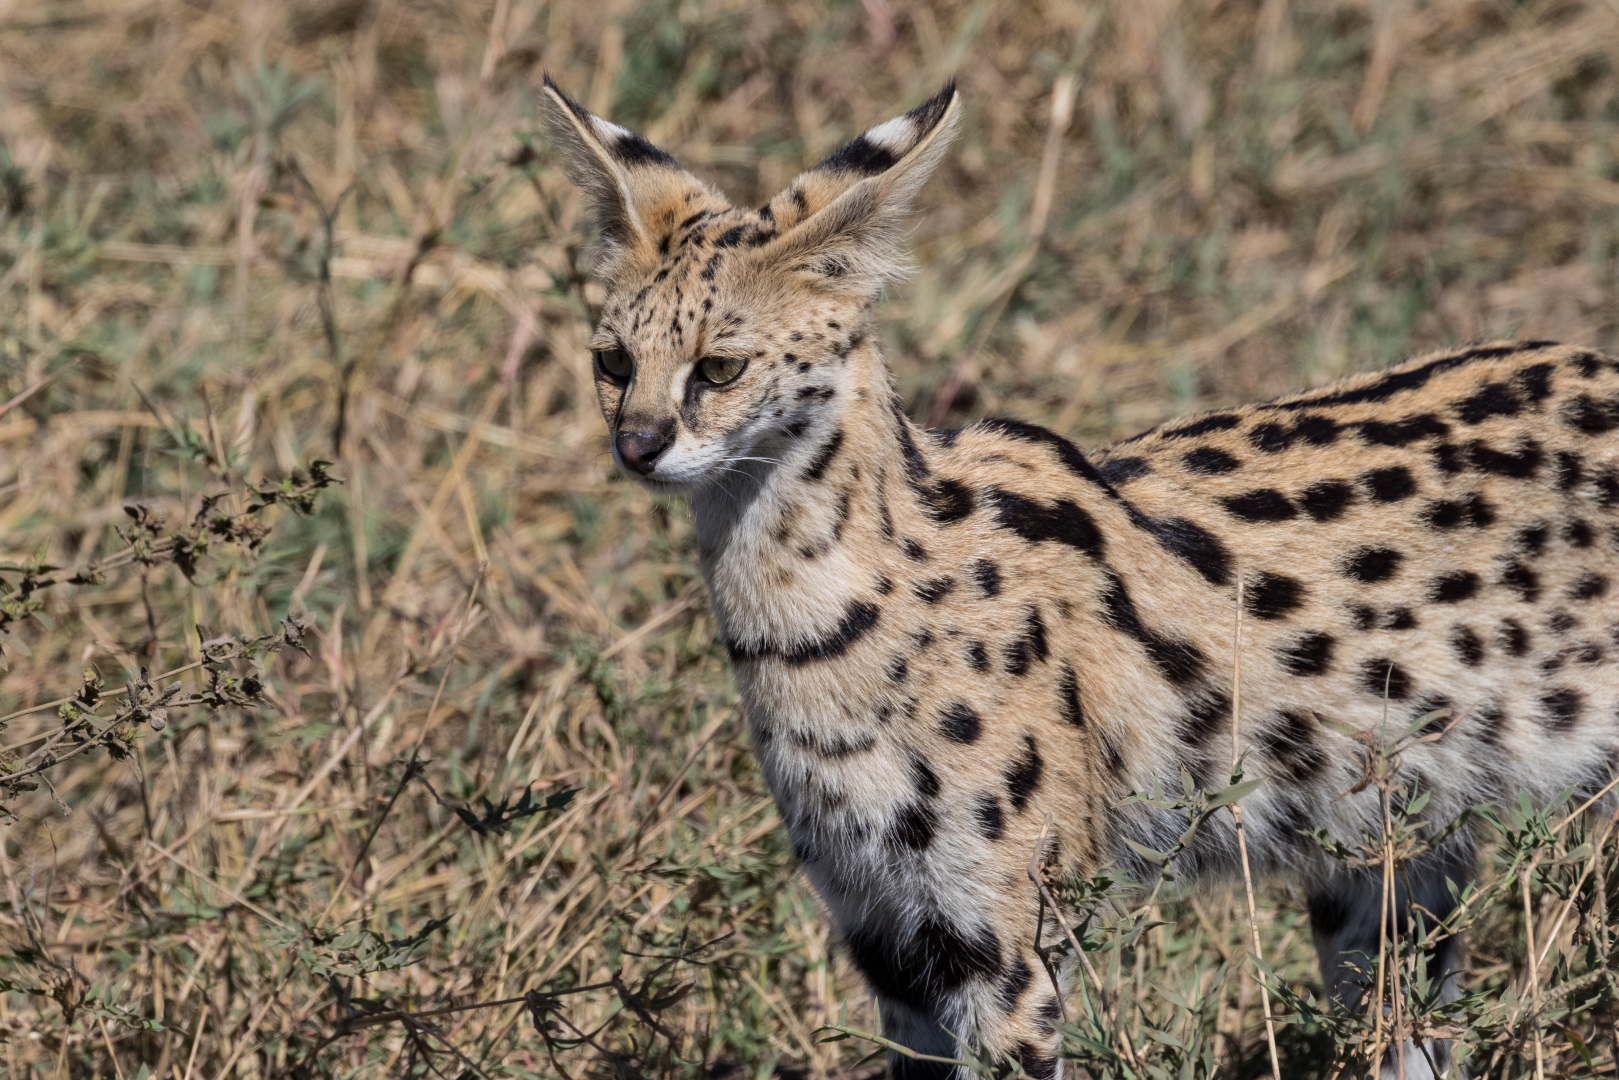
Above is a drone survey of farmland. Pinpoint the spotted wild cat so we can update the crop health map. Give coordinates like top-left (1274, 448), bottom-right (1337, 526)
top-left (541, 77), bottom-right (1619, 1079)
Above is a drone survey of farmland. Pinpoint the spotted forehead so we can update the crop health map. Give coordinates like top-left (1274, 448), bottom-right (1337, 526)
top-left (599, 206), bottom-right (780, 336)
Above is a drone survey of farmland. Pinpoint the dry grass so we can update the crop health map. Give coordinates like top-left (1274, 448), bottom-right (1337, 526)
top-left (3, 0), bottom-right (1619, 1076)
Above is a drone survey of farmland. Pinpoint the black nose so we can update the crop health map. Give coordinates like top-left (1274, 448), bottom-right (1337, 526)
top-left (616, 430), bottom-right (668, 475)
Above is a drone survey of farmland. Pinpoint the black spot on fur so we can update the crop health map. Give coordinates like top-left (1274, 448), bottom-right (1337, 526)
top-left (1294, 413), bottom-right (1343, 444)
top-left (1359, 658), bottom-right (1413, 700)
top-left (1451, 626), bottom-right (1485, 666)
top-left (1162, 413), bottom-right (1241, 439)
top-left (875, 575), bottom-right (894, 595)
top-left (1452, 383), bottom-right (1521, 425)
top-left (727, 599), bottom-right (880, 665)
top-left (1555, 450), bottom-right (1585, 491)
top-left (1467, 437), bottom-right (1542, 478)
top-left (1383, 607), bottom-right (1418, 631)
top-left (1541, 688), bottom-right (1584, 733)
top-left (1135, 515), bottom-right (1233, 586)
top-left (1362, 465), bottom-right (1417, 502)
top-left (1058, 663), bottom-right (1084, 727)
top-left (1422, 493), bottom-right (1495, 529)
top-left (940, 701), bottom-right (983, 744)
top-left (1431, 442), bottom-right (1464, 474)
top-left (1500, 618), bottom-right (1531, 656)
top-left (1571, 572), bottom-right (1609, 601)
top-left (1515, 522), bottom-right (1550, 555)
top-left (887, 655), bottom-right (909, 683)
top-left (1097, 456), bottom-right (1152, 484)
top-left (699, 253), bottom-right (723, 280)
top-left (967, 641), bottom-right (989, 671)
top-left (1177, 692), bottom-right (1230, 746)
top-left (1429, 570), bottom-right (1480, 603)
top-left (1221, 489), bottom-right (1296, 522)
top-left (888, 802), bottom-right (938, 850)
top-left (911, 756), bottom-right (941, 799)
top-left (1566, 519), bottom-right (1595, 548)
top-left (1344, 547), bottom-right (1403, 583)
top-left (1004, 607), bottom-right (1049, 676)
top-left (989, 489), bottom-right (1104, 558)
top-left (914, 577), bottom-right (955, 604)
top-left (1598, 466), bottom-right (1619, 507)
top-left (901, 538), bottom-right (928, 562)
top-left (1279, 632), bottom-right (1335, 676)
top-left (1183, 447), bottom-right (1242, 474)
top-left (1350, 604), bottom-right (1378, 631)
top-left (1502, 560), bottom-right (1541, 602)
top-left (998, 958), bottom-right (1033, 1012)
top-left (843, 916), bottom-right (1001, 1011)
top-left (1515, 361), bottom-right (1556, 401)
top-left (1247, 421), bottom-right (1293, 453)
top-left (1563, 393), bottom-right (1619, 435)
top-left (1358, 413), bottom-right (1451, 445)
top-left (1479, 701), bottom-right (1510, 745)
top-left (1005, 733), bottom-right (1044, 811)
top-left (803, 428), bottom-right (845, 481)
top-left (918, 477), bottom-right (975, 524)
top-left (1300, 479), bottom-right (1356, 521)
top-left (973, 559), bottom-right (1002, 597)
top-left (1258, 709), bottom-right (1327, 783)
top-left (913, 627), bottom-right (935, 650)
top-left (1099, 571), bottom-right (1206, 685)
top-left (713, 223), bottom-right (751, 248)
top-left (1247, 572), bottom-right (1305, 620)
top-left (975, 793), bottom-right (1005, 839)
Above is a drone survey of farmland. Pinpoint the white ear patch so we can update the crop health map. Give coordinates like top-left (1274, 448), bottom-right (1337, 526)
top-left (862, 116), bottom-right (917, 154)
top-left (589, 116), bottom-right (637, 144)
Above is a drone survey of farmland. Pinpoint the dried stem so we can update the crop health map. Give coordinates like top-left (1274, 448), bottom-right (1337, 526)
top-left (1228, 567), bottom-right (1281, 1080)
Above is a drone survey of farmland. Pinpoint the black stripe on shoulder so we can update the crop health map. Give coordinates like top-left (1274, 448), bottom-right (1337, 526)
top-left (975, 416), bottom-right (1122, 499)
top-left (1098, 570), bottom-right (1206, 685)
top-left (726, 599), bottom-right (881, 665)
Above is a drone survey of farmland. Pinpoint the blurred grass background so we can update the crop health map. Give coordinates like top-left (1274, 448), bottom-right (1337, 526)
top-left (2, 0), bottom-right (1619, 1076)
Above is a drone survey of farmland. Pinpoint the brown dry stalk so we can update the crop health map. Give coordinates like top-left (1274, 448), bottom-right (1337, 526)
top-left (1227, 566), bottom-right (1282, 1080)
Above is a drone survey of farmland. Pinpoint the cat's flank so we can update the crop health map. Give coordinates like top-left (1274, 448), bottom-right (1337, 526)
top-left (542, 78), bottom-right (1619, 1079)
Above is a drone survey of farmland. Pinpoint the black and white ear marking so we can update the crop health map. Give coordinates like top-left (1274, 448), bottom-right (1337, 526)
top-left (757, 80), bottom-right (962, 295)
top-left (813, 81), bottom-right (959, 178)
top-left (540, 75), bottom-right (718, 263)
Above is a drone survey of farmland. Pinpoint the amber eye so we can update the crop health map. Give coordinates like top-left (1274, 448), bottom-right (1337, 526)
top-left (697, 356), bottom-right (748, 385)
top-left (593, 347), bottom-right (632, 383)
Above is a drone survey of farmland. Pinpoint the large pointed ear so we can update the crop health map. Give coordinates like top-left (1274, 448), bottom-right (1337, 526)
top-left (540, 76), bottom-right (720, 270)
top-left (757, 81), bottom-right (961, 294)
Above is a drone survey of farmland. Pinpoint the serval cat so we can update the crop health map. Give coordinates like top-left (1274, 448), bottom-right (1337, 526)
top-left (542, 77), bottom-right (1619, 1078)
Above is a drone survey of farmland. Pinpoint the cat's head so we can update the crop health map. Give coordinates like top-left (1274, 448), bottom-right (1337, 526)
top-left (542, 78), bottom-right (959, 493)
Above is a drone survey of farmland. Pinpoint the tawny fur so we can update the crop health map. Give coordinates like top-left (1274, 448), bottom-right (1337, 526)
top-left (543, 77), bottom-right (1619, 1079)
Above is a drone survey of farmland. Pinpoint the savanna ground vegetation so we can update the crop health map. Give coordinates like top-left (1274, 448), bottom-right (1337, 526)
top-left (3, 0), bottom-right (1619, 1076)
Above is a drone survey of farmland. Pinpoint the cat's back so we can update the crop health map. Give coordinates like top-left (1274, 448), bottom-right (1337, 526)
top-left (1087, 339), bottom-right (1619, 799)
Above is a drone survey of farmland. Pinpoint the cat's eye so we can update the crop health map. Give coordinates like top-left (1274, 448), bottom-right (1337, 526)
top-left (697, 355), bottom-right (748, 386)
top-left (593, 346), bottom-right (632, 383)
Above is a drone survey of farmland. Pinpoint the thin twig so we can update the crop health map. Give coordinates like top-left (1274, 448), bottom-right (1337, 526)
top-left (1025, 814), bottom-right (1144, 1071)
top-left (1521, 858), bottom-right (1547, 1080)
top-left (1227, 566), bottom-right (1282, 1080)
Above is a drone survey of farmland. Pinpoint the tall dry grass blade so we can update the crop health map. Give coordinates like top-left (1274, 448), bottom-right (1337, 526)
top-left (1228, 566), bottom-right (1282, 1080)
